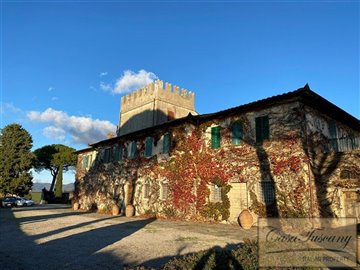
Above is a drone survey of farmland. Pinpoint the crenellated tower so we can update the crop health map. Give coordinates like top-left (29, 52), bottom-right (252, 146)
top-left (117, 80), bottom-right (197, 135)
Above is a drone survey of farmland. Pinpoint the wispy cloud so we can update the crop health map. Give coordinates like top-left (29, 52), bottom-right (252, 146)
top-left (0, 102), bottom-right (21, 114)
top-left (99, 82), bottom-right (112, 92)
top-left (48, 87), bottom-right (54, 92)
top-left (51, 97), bottom-right (58, 101)
top-left (27, 108), bottom-right (116, 145)
top-left (100, 69), bottom-right (158, 95)
top-left (100, 72), bottom-right (108, 76)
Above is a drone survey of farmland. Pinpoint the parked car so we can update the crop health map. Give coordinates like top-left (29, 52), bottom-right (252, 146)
top-left (19, 198), bottom-right (34, 206)
top-left (16, 197), bottom-right (34, 207)
top-left (1, 197), bottom-right (18, 207)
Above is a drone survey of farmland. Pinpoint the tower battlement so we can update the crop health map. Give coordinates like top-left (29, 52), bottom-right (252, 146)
top-left (120, 80), bottom-right (195, 113)
top-left (118, 79), bottom-right (196, 135)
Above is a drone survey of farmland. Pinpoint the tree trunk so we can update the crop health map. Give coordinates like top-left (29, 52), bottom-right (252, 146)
top-left (54, 165), bottom-right (63, 198)
top-left (50, 167), bottom-right (59, 192)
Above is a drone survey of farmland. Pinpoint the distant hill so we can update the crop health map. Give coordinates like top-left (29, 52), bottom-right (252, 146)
top-left (32, 182), bottom-right (74, 192)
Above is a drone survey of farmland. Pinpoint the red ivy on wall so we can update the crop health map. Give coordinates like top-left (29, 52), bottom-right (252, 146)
top-left (157, 129), bottom-right (231, 216)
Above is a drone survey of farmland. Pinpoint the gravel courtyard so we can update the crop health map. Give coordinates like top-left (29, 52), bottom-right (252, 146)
top-left (0, 205), bottom-right (257, 270)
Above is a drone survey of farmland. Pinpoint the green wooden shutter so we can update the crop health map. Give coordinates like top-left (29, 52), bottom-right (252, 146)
top-left (256, 116), bottom-right (269, 143)
top-left (88, 155), bottom-right (92, 168)
top-left (130, 142), bottom-right (136, 159)
top-left (211, 126), bottom-right (221, 149)
top-left (163, 133), bottom-right (170, 153)
top-left (232, 122), bottom-right (243, 145)
top-left (328, 121), bottom-right (338, 151)
top-left (328, 121), bottom-right (337, 138)
top-left (113, 146), bottom-right (119, 161)
top-left (145, 137), bottom-right (153, 157)
top-left (82, 155), bottom-right (88, 168)
top-left (119, 146), bottom-right (123, 160)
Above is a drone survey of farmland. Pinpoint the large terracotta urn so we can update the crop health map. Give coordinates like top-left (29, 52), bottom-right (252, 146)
top-left (73, 202), bottom-right (79, 211)
top-left (125, 204), bottom-right (135, 217)
top-left (238, 209), bottom-right (253, 230)
top-left (112, 204), bottom-right (120, 216)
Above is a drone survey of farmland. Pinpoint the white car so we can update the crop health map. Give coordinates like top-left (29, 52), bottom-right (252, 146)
top-left (16, 197), bottom-right (34, 207)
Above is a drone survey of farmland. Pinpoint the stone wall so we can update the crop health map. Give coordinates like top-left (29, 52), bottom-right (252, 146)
top-left (75, 101), bottom-right (360, 223)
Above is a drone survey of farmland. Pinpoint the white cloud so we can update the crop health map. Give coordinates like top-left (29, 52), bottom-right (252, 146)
top-left (100, 72), bottom-right (108, 76)
top-left (48, 87), bottom-right (54, 92)
top-left (99, 69), bottom-right (158, 95)
top-left (43, 126), bottom-right (66, 141)
top-left (27, 108), bottom-right (116, 145)
top-left (114, 70), bottom-right (158, 94)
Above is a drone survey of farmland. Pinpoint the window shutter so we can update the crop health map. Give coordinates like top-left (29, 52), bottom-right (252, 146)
top-left (256, 116), bottom-right (269, 143)
top-left (328, 121), bottom-right (338, 151)
top-left (130, 142), bottom-right (137, 159)
top-left (145, 137), bottom-right (153, 157)
top-left (82, 155), bottom-right (88, 168)
top-left (262, 116), bottom-right (269, 140)
top-left (113, 146), bottom-right (119, 161)
top-left (163, 133), bottom-right (170, 153)
top-left (211, 126), bottom-right (221, 149)
top-left (88, 155), bottom-right (92, 168)
top-left (104, 148), bottom-right (110, 163)
top-left (119, 146), bottom-right (123, 160)
top-left (232, 122), bottom-right (243, 145)
top-left (328, 121), bottom-right (337, 138)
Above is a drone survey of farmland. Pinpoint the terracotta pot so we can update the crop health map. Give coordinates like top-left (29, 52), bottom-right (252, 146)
top-left (73, 202), bottom-right (79, 211)
top-left (125, 204), bottom-right (135, 217)
top-left (238, 209), bottom-right (253, 230)
top-left (112, 204), bottom-right (120, 216)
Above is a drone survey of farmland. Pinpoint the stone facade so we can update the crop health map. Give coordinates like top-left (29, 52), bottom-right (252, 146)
top-left (117, 80), bottom-right (196, 136)
top-left (75, 85), bottom-right (360, 223)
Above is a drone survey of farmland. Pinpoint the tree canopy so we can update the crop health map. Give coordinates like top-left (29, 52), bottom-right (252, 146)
top-left (33, 144), bottom-right (77, 192)
top-left (0, 123), bottom-right (34, 196)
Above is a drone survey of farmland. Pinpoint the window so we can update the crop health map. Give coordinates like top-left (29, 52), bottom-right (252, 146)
top-left (143, 182), bottom-right (150, 199)
top-left (210, 184), bottom-right (222, 202)
top-left (129, 142), bottom-right (137, 159)
top-left (328, 120), bottom-right (338, 151)
top-left (104, 148), bottom-right (111, 163)
top-left (232, 121), bottom-right (243, 145)
top-left (161, 183), bottom-right (169, 200)
top-left (82, 155), bottom-right (89, 169)
top-left (255, 116), bottom-right (269, 143)
top-left (113, 146), bottom-right (119, 162)
top-left (211, 126), bottom-right (221, 149)
top-left (145, 137), bottom-right (153, 157)
top-left (163, 133), bottom-right (171, 153)
top-left (259, 181), bottom-right (275, 205)
top-left (119, 146), bottom-right (123, 160)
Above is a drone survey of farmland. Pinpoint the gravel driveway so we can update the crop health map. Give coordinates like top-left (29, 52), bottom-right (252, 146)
top-left (0, 205), bottom-right (257, 270)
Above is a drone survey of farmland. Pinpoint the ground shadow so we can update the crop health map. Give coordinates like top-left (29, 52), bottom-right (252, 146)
top-left (0, 207), bottom-right (155, 270)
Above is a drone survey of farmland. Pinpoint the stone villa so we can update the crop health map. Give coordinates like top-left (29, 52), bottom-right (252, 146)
top-left (74, 80), bottom-right (360, 223)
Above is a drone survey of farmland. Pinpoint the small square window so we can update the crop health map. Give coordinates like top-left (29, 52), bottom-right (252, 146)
top-left (143, 183), bottom-right (150, 199)
top-left (161, 183), bottom-right (169, 200)
top-left (259, 181), bottom-right (275, 205)
top-left (210, 185), bottom-right (222, 202)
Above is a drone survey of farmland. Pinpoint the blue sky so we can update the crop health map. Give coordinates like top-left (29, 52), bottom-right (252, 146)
top-left (1, 1), bottom-right (359, 184)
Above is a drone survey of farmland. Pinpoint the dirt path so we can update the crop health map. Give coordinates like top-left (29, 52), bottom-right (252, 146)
top-left (0, 205), bottom-right (257, 270)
